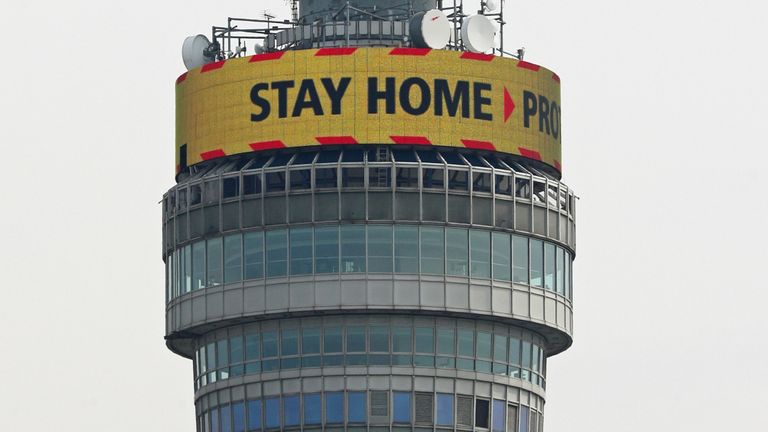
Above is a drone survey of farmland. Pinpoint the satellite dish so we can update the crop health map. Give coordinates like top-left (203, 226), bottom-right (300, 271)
top-left (461, 14), bottom-right (497, 53)
top-left (254, 43), bottom-right (265, 55)
top-left (484, 0), bottom-right (500, 12)
top-left (182, 34), bottom-right (214, 70)
top-left (409, 9), bottom-right (450, 49)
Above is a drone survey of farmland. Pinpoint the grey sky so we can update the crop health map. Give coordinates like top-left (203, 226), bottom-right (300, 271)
top-left (0, 0), bottom-right (766, 430)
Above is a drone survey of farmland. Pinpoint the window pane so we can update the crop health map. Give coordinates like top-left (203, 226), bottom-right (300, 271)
top-left (193, 241), bottom-right (206, 289)
top-left (230, 336), bottom-right (243, 364)
top-left (519, 406), bottom-right (529, 432)
top-left (369, 326), bottom-right (389, 352)
top-left (342, 167), bottom-right (364, 187)
top-left (476, 332), bottom-right (492, 359)
top-left (415, 327), bottom-right (434, 354)
top-left (245, 333), bottom-right (260, 360)
top-left (494, 334), bottom-right (507, 362)
top-left (221, 405), bottom-right (232, 432)
top-left (470, 231), bottom-right (491, 278)
top-left (507, 405), bottom-right (518, 432)
top-left (393, 392), bottom-right (412, 423)
top-left (423, 168), bottom-right (444, 189)
top-left (348, 392), bottom-right (367, 423)
top-left (233, 403), bottom-right (245, 432)
top-left (436, 393), bottom-right (454, 426)
top-left (437, 328), bottom-right (455, 355)
top-left (522, 341), bottom-right (531, 368)
top-left (289, 169), bottom-right (311, 190)
top-left (368, 225), bottom-right (393, 272)
top-left (392, 327), bottom-right (412, 353)
top-left (565, 252), bottom-right (571, 299)
top-left (303, 394), bottom-right (321, 425)
top-left (509, 337), bottom-right (520, 366)
top-left (530, 239), bottom-right (543, 287)
top-left (448, 170), bottom-right (468, 190)
top-left (324, 327), bottom-right (342, 353)
top-left (247, 400), bottom-right (262, 431)
top-left (217, 339), bottom-right (229, 368)
top-left (544, 243), bottom-right (555, 290)
top-left (446, 228), bottom-right (469, 276)
top-left (492, 233), bottom-right (511, 281)
top-left (281, 329), bottom-right (298, 356)
top-left (265, 398), bottom-right (279, 429)
top-left (207, 238), bottom-right (223, 286)
top-left (262, 331), bottom-right (278, 358)
top-left (394, 226), bottom-right (419, 273)
top-left (289, 228), bottom-right (312, 275)
top-left (211, 408), bottom-right (220, 432)
top-left (341, 225), bottom-right (366, 272)
top-left (420, 226), bottom-right (444, 274)
top-left (556, 247), bottom-right (565, 295)
top-left (512, 236), bottom-right (529, 284)
top-left (184, 245), bottom-right (192, 292)
top-left (314, 226), bottom-right (339, 273)
top-left (325, 392), bottom-right (344, 424)
top-left (265, 230), bottom-right (287, 277)
top-left (283, 396), bottom-right (300, 427)
top-left (302, 328), bottom-right (320, 354)
top-left (458, 329), bottom-right (474, 357)
top-left (475, 399), bottom-right (489, 428)
top-left (347, 326), bottom-right (366, 352)
top-left (492, 400), bottom-right (505, 432)
top-left (224, 234), bottom-right (242, 284)
top-left (244, 232), bottom-right (264, 280)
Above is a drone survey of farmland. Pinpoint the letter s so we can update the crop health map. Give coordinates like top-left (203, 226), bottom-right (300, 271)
top-left (250, 83), bottom-right (270, 122)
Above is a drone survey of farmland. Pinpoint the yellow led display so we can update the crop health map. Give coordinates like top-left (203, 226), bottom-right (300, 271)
top-left (176, 47), bottom-right (562, 173)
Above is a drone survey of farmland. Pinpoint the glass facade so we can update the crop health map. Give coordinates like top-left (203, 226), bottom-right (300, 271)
top-left (200, 392), bottom-right (543, 432)
top-left (193, 318), bottom-right (546, 391)
top-left (167, 225), bottom-right (573, 302)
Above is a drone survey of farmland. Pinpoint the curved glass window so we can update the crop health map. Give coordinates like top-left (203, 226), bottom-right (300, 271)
top-left (193, 318), bottom-right (547, 392)
top-left (168, 225), bottom-right (573, 302)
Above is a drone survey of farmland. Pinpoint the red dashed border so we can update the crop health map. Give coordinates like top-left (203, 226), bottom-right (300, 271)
top-left (315, 47), bottom-right (357, 56)
top-left (175, 72), bottom-right (188, 85)
top-left (316, 136), bottom-right (359, 145)
top-left (201, 60), bottom-right (226, 73)
top-left (201, 149), bottom-right (226, 160)
top-left (517, 61), bottom-right (541, 72)
top-left (518, 147), bottom-right (542, 161)
top-left (250, 140), bottom-right (286, 151)
top-left (460, 52), bottom-right (495, 62)
top-left (390, 136), bottom-right (432, 145)
top-left (250, 52), bottom-right (285, 62)
top-left (462, 139), bottom-right (496, 151)
top-left (389, 48), bottom-right (431, 56)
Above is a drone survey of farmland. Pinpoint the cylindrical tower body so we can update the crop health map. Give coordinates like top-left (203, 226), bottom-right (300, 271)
top-left (164, 3), bottom-right (575, 431)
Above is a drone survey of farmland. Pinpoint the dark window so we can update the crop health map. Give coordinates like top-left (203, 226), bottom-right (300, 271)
top-left (223, 177), bottom-right (240, 198)
top-left (495, 175), bottom-right (512, 195)
top-left (423, 168), bottom-right (445, 189)
top-left (315, 168), bottom-right (338, 189)
top-left (475, 399), bottom-right (490, 428)
top-left (289, 170), bottom-right (311, 190)
top-left (342, 167), bottom-right (364, 187)
top-left (342, 149), bottom-right (364, 162)
top-left (514, 177), bottom-right (530, 199)
top-left (473, 172), bottom-right (492, 193)
top-left (265, 172), bottom-right (285, 193)
top-left (396, 167), bottom-right (418, 188)
top-left (369, 167), bottom-right (391, 187)
top-left (448, 170), bottom-right (469, 191)
top-left (190, 184), bottom-right (202, 204)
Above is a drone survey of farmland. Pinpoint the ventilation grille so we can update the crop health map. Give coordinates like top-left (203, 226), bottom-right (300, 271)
top-left (415, 393), bottom-right (434, 425)
top-left (457, 396), bottom-right (473, 428)
top-left (370, 391), bottom-right (389, 417)
top-left (507, 405), bottom-right (518, 432)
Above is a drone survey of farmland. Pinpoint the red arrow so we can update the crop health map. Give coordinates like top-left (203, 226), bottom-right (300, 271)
top-left (504, 87), bottom-right (515, 122)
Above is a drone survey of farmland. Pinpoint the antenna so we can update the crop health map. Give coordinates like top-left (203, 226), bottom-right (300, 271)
top-left (461, 14), bottom-right (497, 53)
top-left (409, 9), bottom-right (451, 49)
top-left (181, 34), bottom-right (215, 70)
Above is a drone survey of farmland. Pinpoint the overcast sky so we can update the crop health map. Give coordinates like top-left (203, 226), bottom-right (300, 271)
top-left (1, 1), bottom-right (766, 430)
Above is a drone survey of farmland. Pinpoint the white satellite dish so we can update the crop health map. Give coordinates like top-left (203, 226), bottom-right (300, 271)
top-left (461, 14), bottom-right (497, 53)
top-left (254, 43), bottom-right (265, 55)
top-left (409, 9), bottom-right (451, 49)
top-left (182, 34), bottom-right (214, 70)
top-left (484, 0), bottom-right (500, 12)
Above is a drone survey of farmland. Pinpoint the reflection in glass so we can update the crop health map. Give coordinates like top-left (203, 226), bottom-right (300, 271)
top-left (446, 228), bottom-right (469, 276)
top-left (244, 232), bottom-right (263, 280)
top-left (265, 230), bottom-right (287, 277)
top-left (530, 239), bottom-right (543, 287)
top-left (314, 226), bottom-right (338, 273)
top-left (207, 238), bottom-right (223, 286)
top-left (341, 225), bottom-right (365, 272)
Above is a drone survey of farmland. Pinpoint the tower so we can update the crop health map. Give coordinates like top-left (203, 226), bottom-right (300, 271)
top-left (164, 2), bottom-right (575, 431)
